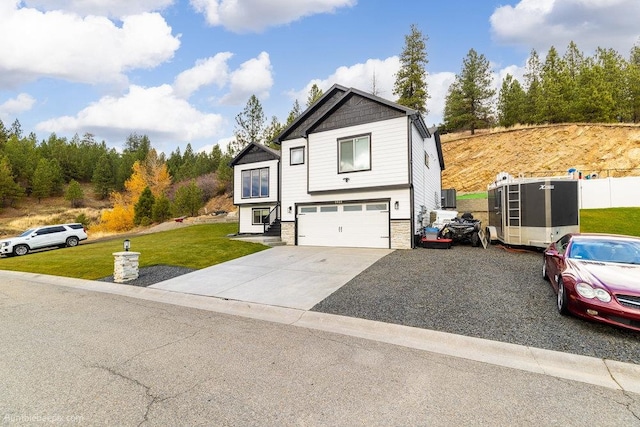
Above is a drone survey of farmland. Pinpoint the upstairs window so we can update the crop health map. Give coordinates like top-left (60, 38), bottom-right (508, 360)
top-left (339, 134), bottom-right (370, 173)
top-left (241, 168), bottom-right (269, 198)
top-left (290, 147), bottom-right (305, 165)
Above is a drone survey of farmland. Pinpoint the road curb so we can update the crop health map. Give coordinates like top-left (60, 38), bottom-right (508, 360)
top-left (4, 270), bottom-right (640, 394)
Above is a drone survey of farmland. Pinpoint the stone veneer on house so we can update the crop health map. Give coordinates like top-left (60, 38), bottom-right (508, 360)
top-left (280, 222), bottom-right (295, 246)
top-left (390, 220), bottom-right (412, 249)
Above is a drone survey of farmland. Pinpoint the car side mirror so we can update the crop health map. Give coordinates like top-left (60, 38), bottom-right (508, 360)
top-left (545, 249), bottom-right (560, 258)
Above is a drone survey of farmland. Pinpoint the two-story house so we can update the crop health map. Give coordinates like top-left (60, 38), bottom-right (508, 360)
top-left (231, 84), bottom-right (445, 249)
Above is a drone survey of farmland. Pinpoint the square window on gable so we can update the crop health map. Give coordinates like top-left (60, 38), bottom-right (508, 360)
top-left (290, 147), bottom-right (304, 165)
top-left (339, 134), bottom-right (370, 173)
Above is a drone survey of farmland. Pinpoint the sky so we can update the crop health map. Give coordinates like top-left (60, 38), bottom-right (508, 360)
top-left (1, 0), bottom-right (639, 155)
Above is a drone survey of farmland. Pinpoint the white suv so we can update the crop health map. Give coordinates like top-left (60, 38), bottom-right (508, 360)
top-left (0, 223), bottom-right (88, 256)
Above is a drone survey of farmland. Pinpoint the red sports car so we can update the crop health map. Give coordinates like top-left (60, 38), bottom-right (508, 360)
top-left (542, 233), bottom-right (640, 332)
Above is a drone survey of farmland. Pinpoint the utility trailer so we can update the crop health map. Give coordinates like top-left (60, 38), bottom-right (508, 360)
top-left (486, 173), bottom-right (580, 249)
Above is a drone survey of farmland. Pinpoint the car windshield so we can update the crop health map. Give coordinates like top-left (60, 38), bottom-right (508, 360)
top-left (19, 229), bottom-right (34, 237)
top-left (569, 240), bottom-right (640, 264)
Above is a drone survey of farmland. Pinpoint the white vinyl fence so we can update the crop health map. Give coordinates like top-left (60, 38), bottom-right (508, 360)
top-left (580, 176), bottom-right (640, 209)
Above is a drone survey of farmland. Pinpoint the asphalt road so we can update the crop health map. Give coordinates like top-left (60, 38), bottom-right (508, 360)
top-left (313, 244), bottom-right (640, 364)
top-left (1, 277), bottom-right (639, 426)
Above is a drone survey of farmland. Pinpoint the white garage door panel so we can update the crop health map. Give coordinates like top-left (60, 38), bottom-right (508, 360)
top-left (297, 203), bottom-right (389, 248)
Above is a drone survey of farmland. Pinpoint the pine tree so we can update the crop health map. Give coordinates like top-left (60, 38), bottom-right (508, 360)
top-left (541, 46), bottom-right (570, 123)
top-left (306, 84), bottom-right (323, 108)
top-left (152, 194), bottom-right (172, 223)
top-left (628, 44), bottom-right (640, 123)
top-left (393, 24), bottom-right (429, 113)
top-left (497, 74), bottom-right (526, 127)
top-left (64, 179), bottom-right (84, 208)
top-left (562, 41), bottom-right (584, 121)
top-left (595, 47), bottom-right (627, 121)
top-left (576, 57), bottom-right (615, 122)
top-left (286, 100), bottom-right (302, 125)
top-left (262, 116), bottom-right (284, 149)
top-left (92, 153), bottom-right (116, 200)
top-left (443, 49), bottom-right (495, 134)
top-left (523, 49), bottom-right (544, 124)
top-left (172, 180), bottom-right (204, 217)
top-left (32, 158), bottom-right (54, 202)
top-left (215, 152), bottom-right (234, 194)
top-left (229, 95), bottom-right (266, 154)
top-left (134, 186), bottom-right (155, 226)
top-left (0, 156), bottom-right (23, 207)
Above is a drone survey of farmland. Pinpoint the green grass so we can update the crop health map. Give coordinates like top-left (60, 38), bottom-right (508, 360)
top-left (0, 223), bottom-right (269, 280)
top-left (580, 207), bottom-right (640, 237)
top-left (457, 192), bottom-right (487, 200)
top-left (3, 209), bottom-right (639, 280)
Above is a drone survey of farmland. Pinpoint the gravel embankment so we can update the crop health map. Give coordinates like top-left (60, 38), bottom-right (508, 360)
top-left (312, 244), bottom-right (640, 365)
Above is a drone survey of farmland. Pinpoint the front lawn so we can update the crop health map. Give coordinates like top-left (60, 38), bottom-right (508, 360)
top-left (0, 223), bottom-right (269, 280)
top-left (580, 207), bottom-right (640, 237)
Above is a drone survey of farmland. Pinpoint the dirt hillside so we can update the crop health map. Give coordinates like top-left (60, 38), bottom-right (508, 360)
top-left (441, 124), bottom-right (640, 193)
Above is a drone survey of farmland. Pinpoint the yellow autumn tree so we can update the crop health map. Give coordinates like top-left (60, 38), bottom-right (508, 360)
top-left (96, 150), bottom-right (172, 232)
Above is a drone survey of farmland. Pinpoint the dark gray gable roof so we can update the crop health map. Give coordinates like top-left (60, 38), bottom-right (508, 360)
top-left (274, 84), bottom-right (349, 142)
top-left (274, 84), bottom-right (431, 143)
top-left (428, 126), bottom-right (446, 170)
top-left (230, 142), bottom-right (280, 166)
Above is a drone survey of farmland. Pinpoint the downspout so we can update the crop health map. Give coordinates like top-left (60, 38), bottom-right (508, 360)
top-left (408, 117), bottom-right (415, 248)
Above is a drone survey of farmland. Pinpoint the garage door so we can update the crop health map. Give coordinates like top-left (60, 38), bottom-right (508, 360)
top-left (297, 202), bottom-right (389, 248)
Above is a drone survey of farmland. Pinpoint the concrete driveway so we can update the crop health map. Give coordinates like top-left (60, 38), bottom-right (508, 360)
top-left (150, 246), bottom-right (393, 310)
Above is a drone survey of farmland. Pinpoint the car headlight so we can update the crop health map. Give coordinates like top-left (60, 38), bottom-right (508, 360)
top-left (576, 282), bottom-right (612, 303)
top-left (1, 241), bottom-right (9, 247)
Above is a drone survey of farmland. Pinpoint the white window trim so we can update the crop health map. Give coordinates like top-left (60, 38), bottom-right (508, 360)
top-left (290, 146), bottom-right (305, 165)
top-left (252, 208), bottom-right (270, 225)
top-left (338, 134), bottom-right (371, 173)
top-left (241, 167), bottom-right (270, 199)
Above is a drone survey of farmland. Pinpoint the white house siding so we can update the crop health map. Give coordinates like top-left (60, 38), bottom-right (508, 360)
top-left (280, 137), bottom-right (309, 223)
top-left (238, 204), bottom-right (277, 234)
top-left (411, 125), bottom-right (442, 233)
top-left (307, 117), bottom-right (409, 192)
top-left (281, 133), bottom-right (413, 248)
top-left (233, 159), bottom-right (279, 206)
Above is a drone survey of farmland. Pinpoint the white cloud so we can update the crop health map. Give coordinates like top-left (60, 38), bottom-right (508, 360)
top-left (424, 72), bottom-right (456, 127)
top-left (491, 0), bottom-right (640, 55)
top-left (173, 52), bottom-right (234, 99)
top-left (190, 0), bottom-right (356, 33)
top-left (0, 3), bottom-right (180, 88)
top-left (35, 84), bottom-right (224, 152)
top-left (291, 57), bottom-right (400, 103)
top-left (220, 52), bottom-right (273, 104)
top-left (199, 136), bottom-right (234, 154)
top-left (22, 0), bottom-right (174, 18)
top-left (0, 93), bottom-right (36, 120)
top-left (290, 56), bottom-right (454, 126)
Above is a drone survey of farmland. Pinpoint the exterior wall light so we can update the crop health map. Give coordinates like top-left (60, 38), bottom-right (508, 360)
top-left (287, 206), bottom-right (292, 214)
top-left (123, 239), bottom-right (131, 251)
top-left (394, 201), bottom-right (399, 210)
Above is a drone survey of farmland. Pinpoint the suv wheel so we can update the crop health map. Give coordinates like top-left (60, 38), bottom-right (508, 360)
top-left (66, 236), bottom-right (79, 247)
top-left (14, 244), bottom-right (29, 256)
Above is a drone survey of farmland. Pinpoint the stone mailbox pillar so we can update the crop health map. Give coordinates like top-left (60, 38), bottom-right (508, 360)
top-left (113, 251), bottom-right (140, 283)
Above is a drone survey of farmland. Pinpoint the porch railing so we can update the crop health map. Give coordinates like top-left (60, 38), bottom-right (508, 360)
top-left (263, 203), bottom-right (280, 233)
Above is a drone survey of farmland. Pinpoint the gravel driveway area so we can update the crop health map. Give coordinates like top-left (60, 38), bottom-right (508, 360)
top-left (312, 244), bottom-right (640, 365)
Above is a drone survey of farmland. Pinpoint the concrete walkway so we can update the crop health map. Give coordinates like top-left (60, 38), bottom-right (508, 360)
top-left (150, 246), bottom-right (393, 310)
